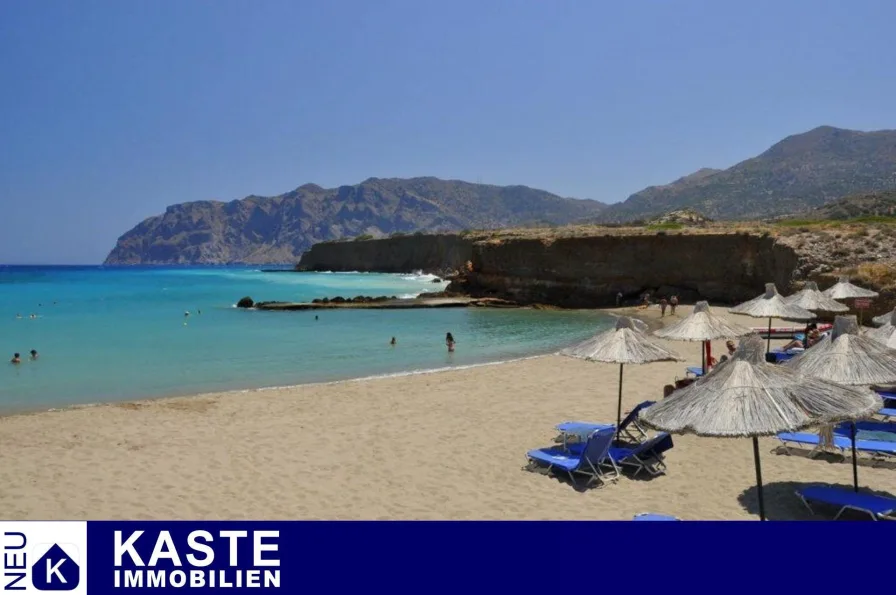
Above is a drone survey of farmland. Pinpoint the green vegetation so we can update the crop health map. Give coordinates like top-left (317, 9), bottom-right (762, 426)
top-left (353, 234), bottom-right (374, 241)
top-left (646, 222), bottom-right (684, 231)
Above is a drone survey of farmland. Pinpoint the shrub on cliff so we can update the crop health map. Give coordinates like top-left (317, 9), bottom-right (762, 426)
top-left (354, 234), bottom-right (374, 241)
top-left (236, 296), bottom-right (254, 308)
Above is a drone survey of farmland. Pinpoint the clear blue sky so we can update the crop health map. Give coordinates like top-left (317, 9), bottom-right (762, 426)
top-left (2, 0), bottom-right (895, 264)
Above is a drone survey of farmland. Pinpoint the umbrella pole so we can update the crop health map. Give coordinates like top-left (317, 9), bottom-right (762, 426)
top-left (752, 437), bottom-right (766, 521)
top-left (851, 422), bottom-right (859, 492)
top-left (766, 317), bottom-right (772, 354)
top-left (615, 363), bottom-right (624, 443)
top-left (701, 341), bottom-right (706, 375)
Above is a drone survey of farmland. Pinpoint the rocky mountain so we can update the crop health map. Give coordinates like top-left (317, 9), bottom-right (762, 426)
top-left (105, 177), bottom-right (607, 264)
top-left (798, 189), bottom-right (896, 220)
top-left (599, 126), bottom-right (896, 222)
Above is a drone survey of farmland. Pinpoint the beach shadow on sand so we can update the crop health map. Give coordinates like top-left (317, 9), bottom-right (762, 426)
top-left (737, 481), bottom-right (896, 521)
top-left (523, 460), bottom-right (667, 493)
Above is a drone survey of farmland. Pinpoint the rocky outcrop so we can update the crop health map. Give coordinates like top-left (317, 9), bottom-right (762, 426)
top-left (297, 234), bottom-right (473, 274)
top-left (297, 231), bottom-right (800, 307)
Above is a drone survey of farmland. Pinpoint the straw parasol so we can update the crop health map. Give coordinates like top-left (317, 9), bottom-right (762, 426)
top-left (866, 309), bottom-right (896, 345)
top-left (560, 316), bottom-right (681, 440)
top-left (784, 281), bottom-right (849, 313)
top-left (653, 301), bottom-right (752, 374)
top-left (872, 307), bottom-right (896, 327)
top-left (640, 335), bottom-right (881, 520)
top-left (729, 283), bottom-right (815, 353)
top-left (823, 277), bottom-right (879, 300)
top-left (785, 315), bottom-right (896, 491)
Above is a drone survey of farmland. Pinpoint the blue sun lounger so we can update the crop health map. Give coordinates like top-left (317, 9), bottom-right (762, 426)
top-left (526, 428), bottom-right (619, 488)
top-left (556, 401), bottom-right (656, 444)
top-left (879, 408), bottom-right (896, 420)
top-left (797, 486), bottom-right (896, 520)
top-left (777, 432), bottom-right (896, 458)
top-left (607, 432), bottom-right (674, 477)
top-left (632, 513), bottom-right (680, 521)
top-left (685, 366), bottom-right (704, 377)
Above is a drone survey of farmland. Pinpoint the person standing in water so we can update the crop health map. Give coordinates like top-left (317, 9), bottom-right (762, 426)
top-left (446, 332), bottom-right (456, 352)
top-left (10, 353), bottom-right (21, 364)
top-left (390, 337), bottom-right (396, 346)
top-left (29, 349), bottom-right (38, 360)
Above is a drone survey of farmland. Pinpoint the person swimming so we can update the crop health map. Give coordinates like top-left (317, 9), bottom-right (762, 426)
top-left (30, 349), bottom-right (38, 360)
top-left (10, 353), bottom-right (21, 364)
top-left (446, 332), bottom-right (456, 352)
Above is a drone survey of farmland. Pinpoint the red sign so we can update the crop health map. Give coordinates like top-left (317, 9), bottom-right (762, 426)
top-left (854, 298), bottom-right (872, 309)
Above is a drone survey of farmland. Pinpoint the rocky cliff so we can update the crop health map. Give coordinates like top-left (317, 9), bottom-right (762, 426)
top-left (298, 234), bottom-right (472, 274)
top-left (297, 231), bottom-right (800, 306)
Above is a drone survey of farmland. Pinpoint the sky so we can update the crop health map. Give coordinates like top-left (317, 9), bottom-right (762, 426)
top-left (1, 0), bottom-right (895, 264)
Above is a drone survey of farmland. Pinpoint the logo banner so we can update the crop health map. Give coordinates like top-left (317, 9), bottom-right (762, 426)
top-left (1, 520), bottom-right (881, 593)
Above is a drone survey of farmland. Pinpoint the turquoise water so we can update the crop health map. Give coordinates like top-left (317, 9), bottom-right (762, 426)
top-left (0, 266), bottom-right (612, 411)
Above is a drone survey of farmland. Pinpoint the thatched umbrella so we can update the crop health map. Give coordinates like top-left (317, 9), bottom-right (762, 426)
top-left (560, 316), bottom-right (681, 440)
top-left (654, 301), bottom-right (752, 374)
top-left (823, 277), bottom-right (879, 300)
top-left (866, 309), bottom-right (896, 345)
top-left (640, 335), bottom-right (881, 520)
top-left (785, 281), bottom-right (849, 313)
top-left (872, 308), bottom-right (896, 327)
top-left (729, 283), bottom-right (815, 353)
top-left (824, 276), bottom-right (879, 325)
top-left (785, 315), bottom-right (896, 491)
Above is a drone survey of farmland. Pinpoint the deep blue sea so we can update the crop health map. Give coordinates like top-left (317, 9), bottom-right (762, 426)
top-left (0, 265), bottom-right (611, 411)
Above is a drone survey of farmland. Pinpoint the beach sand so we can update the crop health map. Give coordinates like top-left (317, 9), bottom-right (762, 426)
top-left (2, 305), bottom-right (893, 520)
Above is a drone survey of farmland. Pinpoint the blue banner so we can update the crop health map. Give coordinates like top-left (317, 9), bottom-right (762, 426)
top-left (0, 520), bottom-right (886, 593)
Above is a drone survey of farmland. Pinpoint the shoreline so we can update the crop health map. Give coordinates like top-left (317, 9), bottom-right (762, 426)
top-left (0, 306), bottom-right (645, 419)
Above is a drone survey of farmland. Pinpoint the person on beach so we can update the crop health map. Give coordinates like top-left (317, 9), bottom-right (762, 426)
top-left (659, 297), bottom-right (668, 317)
top-left (670, 295), bottom-right (678, 315)
top-left (29, 349), bottom-right (38, 360)
top-left (726, 340), bottom-right (737, 356)
top-left (10, 353), bottom-right (21, 364)
top-left (446, 332), bottom-right (455, 352)
top-left (616, 291), bottom-right (623, 307)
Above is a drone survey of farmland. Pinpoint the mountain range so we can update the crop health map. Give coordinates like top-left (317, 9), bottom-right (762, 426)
top-left (598, 126), bottom-right (896, 222)
top-left (106, 125), bottom-right (896, 264)
top-left (104, 177), bottom-right (606, 264)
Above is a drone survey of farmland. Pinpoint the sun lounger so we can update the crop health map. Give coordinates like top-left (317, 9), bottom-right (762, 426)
top-left (526, 428), bottom-right (619, 488)
top-left (777, 432), bottom-right (896, 458)
top-left (632, 513), bottom-right (680, 521)
top-left (836, 420), bottom-right (896, 435)
top-left (556, 401), bottom-right (656, 444)
top-left (608, 432), bottom-right (674, 477)
top-left (878, 408), bottom-right (896, 420)
top-left (796, 485), bottom-right (896, 520)
top-left (685, 366), bottom-right (704, 377)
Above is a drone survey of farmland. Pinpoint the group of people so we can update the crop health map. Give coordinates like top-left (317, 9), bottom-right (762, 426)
top-left (389, 333), bottom-right (457, 352)
top-left (10, 350), bottom-right (38, 364)
top-left (616, 291), bottom-right (679, 316)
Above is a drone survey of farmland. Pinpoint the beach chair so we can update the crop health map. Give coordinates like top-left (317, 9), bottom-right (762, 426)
top-left (555, 401), bottom-right (656, 445)
top-left (608, 432), bottom-right (674, 477)
top-left (526, 428), bottom-right (619, 488)
top-left (836, 420), bottom-right (896, 435)
top-left (685, 366), bottom-right (704, 377)
top-left (878, 407), bottom-right (896, 421)
top-left (796, 486), bottom-right (896, 520)
top-left (777, 432), bottom-right (896, 459)
top-left (632, 513), bottom-right (680, 521)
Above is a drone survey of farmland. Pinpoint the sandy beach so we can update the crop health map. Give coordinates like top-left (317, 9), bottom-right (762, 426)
top-left (2, 304), bottom-right (894, 520)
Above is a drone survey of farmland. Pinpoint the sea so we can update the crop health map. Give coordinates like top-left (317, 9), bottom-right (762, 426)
top-left (0, 265), bottom-right (613, 412)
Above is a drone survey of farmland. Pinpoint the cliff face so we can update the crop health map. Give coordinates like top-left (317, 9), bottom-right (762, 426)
top-left (298, 234), bottom-right (472, 273)
top-left (456, 234), bottom-right (798, 307)
top-left (297, 232), bottom-right (800, 306)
